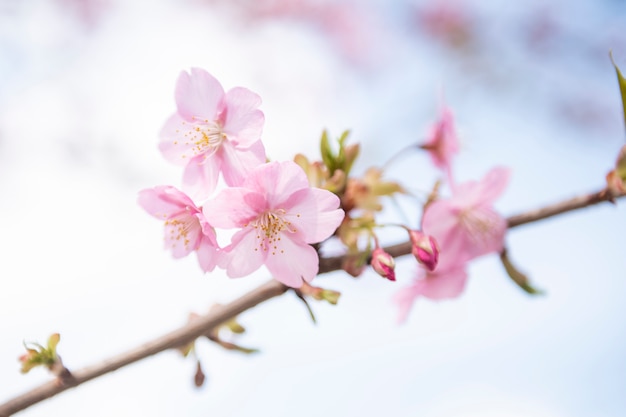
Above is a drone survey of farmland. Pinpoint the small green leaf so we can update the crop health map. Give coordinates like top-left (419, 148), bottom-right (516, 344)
top-left (47, 333), bottom-right (60, 354)
top-left (500, 249), bottom-right (544, 295)
top-left (320, 130), bottom-right (335, 173)
top-left (318, 289), bottom-right (341, 305)
top-left (610, 51), bottom-right (626, 131)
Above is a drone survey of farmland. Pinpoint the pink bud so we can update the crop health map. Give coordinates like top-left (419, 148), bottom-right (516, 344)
top-left (371, 247), bottom-right (396, 281)
top-left (409, 230), bottom-right (439, 271)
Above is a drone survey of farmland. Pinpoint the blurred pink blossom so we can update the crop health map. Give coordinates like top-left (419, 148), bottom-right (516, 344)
top-left (394, 166), bottom-right (510, 322)
top-left (420, 106), bottom-right (459, 179)
top-left (422, 166), bottom-right (510, 267)
top-left (216, 0), bottom-right (381, 66)
top-left (138, 185), bottom-right (220, 272)
top-left (394, 264), bottom-right (467, 323)
top-left (159, 68), bottom-right (266, 200)
top-left (203, 161), bottom-right (344, 287)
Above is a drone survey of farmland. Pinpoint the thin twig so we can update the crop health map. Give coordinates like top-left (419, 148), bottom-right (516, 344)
top-left (0, 187), bottom-right (623, 416)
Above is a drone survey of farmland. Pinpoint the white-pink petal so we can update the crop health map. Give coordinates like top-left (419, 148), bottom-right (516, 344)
top-left (244, 161), bottom-right (311, 207)
top-left (196, 235), bottom-right (220, 272)
top-left (221, 229), bottom-right (266, 278)
top-left (175, 68), bottom-right (224, 121)
top-left (219, 139), bottom-right (266, 187)
top-left (203, 188), bottom-right (265, 228)
top-left (264, 237), bottom-right (320, 287)
top-left (418, 266), bottom-right (469, 300)
top-left (158, 114), bottom-right (200, 166)
top-left (137, 186), bottom-right (193, 219)
top-left (284, 188), bottom-right (344, 243)
top-left (181, 155), bottom-right (221, 201)
top-left (222, 87), bottom-right (264, 148)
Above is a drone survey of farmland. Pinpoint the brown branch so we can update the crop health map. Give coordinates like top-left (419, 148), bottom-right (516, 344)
top-left (0, 280), bottom-right (289, 417)
top-left (0, 187), bottom-right (623, 416)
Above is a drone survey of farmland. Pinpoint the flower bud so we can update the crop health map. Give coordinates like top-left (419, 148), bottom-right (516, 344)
top-left (605, 145), bottom-right (626, 197)
top-left (371, 247), bottom-right (396, 281)
top-left (409, 230), bottom-right (439, 271)
top-left (19, 333), bottom-right (62, 374)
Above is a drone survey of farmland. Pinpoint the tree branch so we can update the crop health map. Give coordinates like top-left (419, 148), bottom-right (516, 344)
top-left (0, 187), bottom-right (623, 416)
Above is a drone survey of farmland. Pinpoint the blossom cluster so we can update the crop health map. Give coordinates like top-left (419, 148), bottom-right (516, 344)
top-left (139, 68), bottom-right (512, 323)
top-left (393, 106), bottom-right (510, 323)
top-left (139, 68), bottom-right (344, 288)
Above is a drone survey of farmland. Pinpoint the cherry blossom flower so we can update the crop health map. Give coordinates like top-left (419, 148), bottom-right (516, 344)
top-left (393, 166), bottom-right (510, 322)
top-left (370, 247), bottom-right (396, 281)
top-left (203, 161), bottom-right (344, 287)
top-left (138, 185), bottom-right (220, 272)
top-left (422, 166), bottom-right (510, 265)
top-left (420, 106), bottom-right (459, 178)
top-left (159, 68), bottom-right (266, 200)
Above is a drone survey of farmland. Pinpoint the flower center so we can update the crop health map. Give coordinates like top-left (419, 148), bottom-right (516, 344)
top-left (180, 116), bottom-right (226, 159)
top-left (165, 212), bottom-right (198, 250)
top-left (458, 208), bottom-right (498, 245)
top-left (247, 209), bottom-right (298, 255)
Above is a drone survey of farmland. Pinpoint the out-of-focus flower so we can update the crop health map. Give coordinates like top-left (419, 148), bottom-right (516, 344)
top-left (394, 264), bottom-right (467, 323)
top-left (159, 68), bottom-right (266, 200)
top-left (414, 0), bottom-right (475, 50)
top-left (203, 161), bottom-right (344, 287)
top-left (420, 106), bottom-right (459, 177)
top-left (408, 230), bottom-right (439, 271)
top-left (422, 166), bottom-right (510, 266)
top-left (394, 167), bottom-right (510, 322)
top-left (370, 247), bottom-right (396, 281)
top-left (138, 185), bottom-right (220, 272)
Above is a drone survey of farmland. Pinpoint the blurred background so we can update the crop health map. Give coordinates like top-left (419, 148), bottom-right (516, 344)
top-left (1, 0), bottom-right (626, 416)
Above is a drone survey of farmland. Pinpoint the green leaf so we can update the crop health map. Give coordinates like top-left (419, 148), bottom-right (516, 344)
top-left (319, 130), bottom-right (335, 173)
top-left (47, 333), bottom-right (60, 355)
top-left (499, 249), bottom-right (544, 295)
top-left (610, 51), bottom-right (626, 131)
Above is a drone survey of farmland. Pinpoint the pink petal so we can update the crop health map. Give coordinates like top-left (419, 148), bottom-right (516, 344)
top-left (221, 87), bottom-right (265, 148)
top-left (220, 229), bottom-right (266, 278)
top-left (418, 266), bottom-right (468, 300)
top-left (158, 114), bottom-right (202, 166)
top-left (175, 68), bottom-right (224, 121)
top-left (393, 284), bottom-right (421, 324)
top-left (202, 189), bottom-right (265, 228)
top-left (421, 199), bottom-right (459, 242)
top-left (454, 166), bottom-right (510, 208)
top-left (244, 161), bottom-right (310, 207)
top-left (181, 155), bottom-right (221, 201)
top-left (219, 139), bottom-right (266, 187)
top-left (264, 237), bottom-right (320, 287)
top-left (196, 214), bottom-right (219, 246)
top-left (476, 166), bottom-right (510, 204)
top-left (424, 106), bottom-right (459, 171)
top-left (137, 186), bottom-right (195, 219)
top-left (425, 206), bottom-right (506, 266)
top-left (284, 188), bottom-right (344, 243)
top-left (195, 235), bottom-right (220, 272)
top-left (393, 265), bottom-right (468, 322)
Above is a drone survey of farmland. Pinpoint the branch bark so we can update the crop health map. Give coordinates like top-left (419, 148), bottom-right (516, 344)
top-left (0, 188), bottom-right (622, 416)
